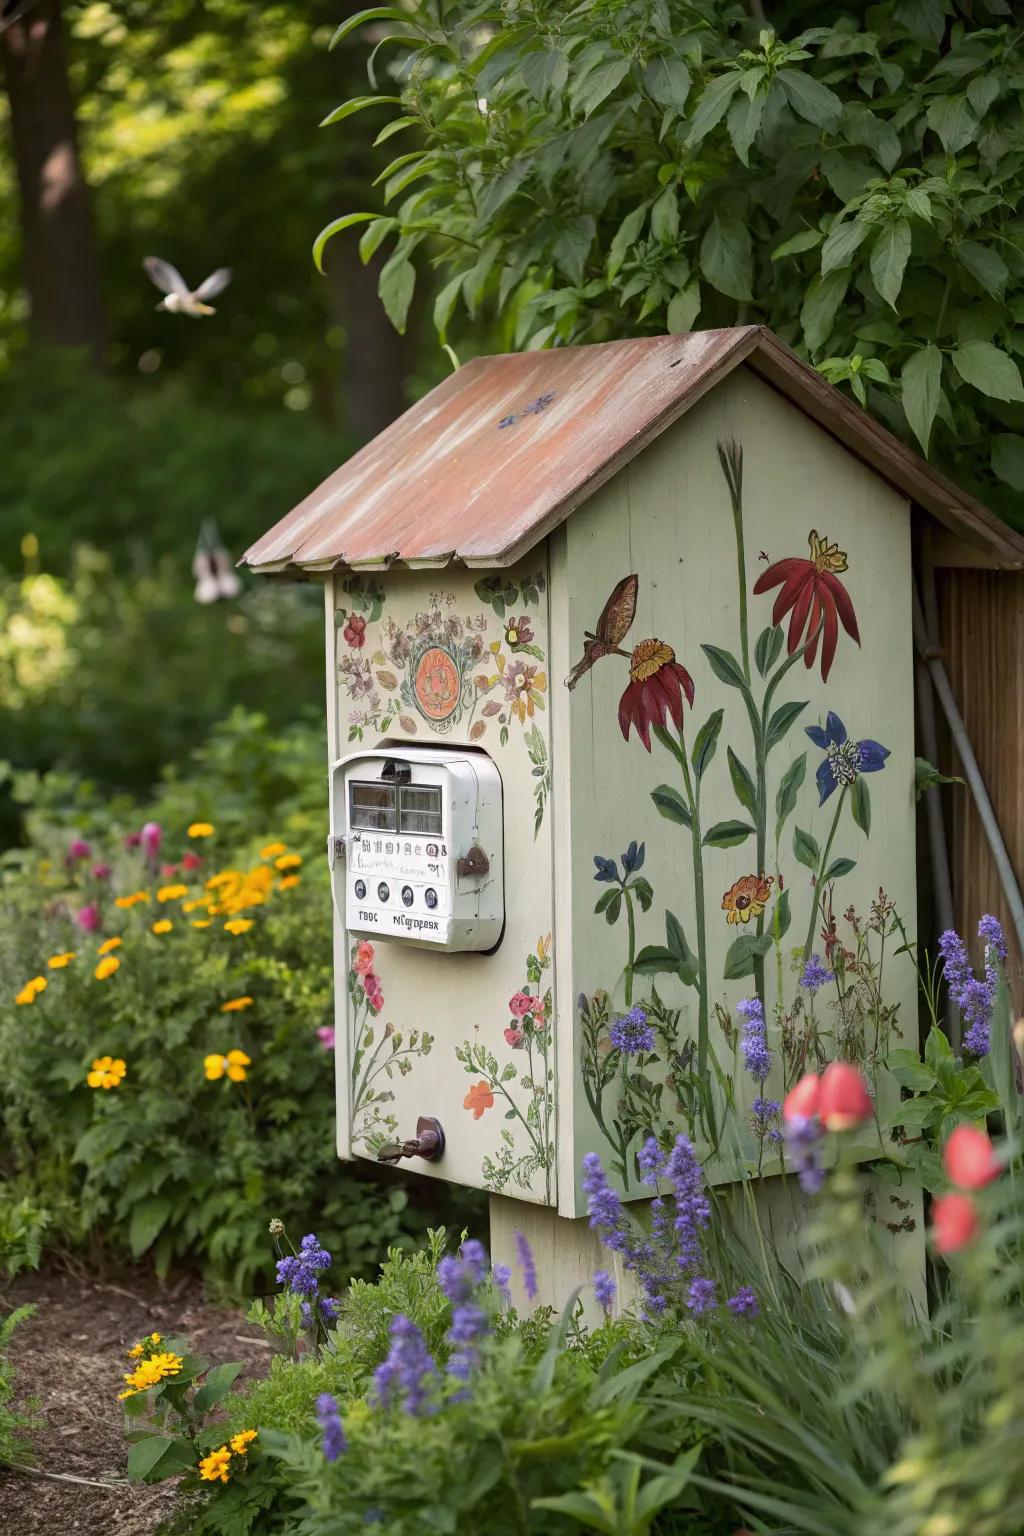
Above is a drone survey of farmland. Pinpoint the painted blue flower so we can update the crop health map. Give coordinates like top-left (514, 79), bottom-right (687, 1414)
top-left (620, 840), bottom-right (645, 875)
top-left (593, 854), bottom-right (618, 883)
top-left (805, 712), bottom-right (889, 805)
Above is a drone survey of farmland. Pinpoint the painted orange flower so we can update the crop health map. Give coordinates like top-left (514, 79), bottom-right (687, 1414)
top-left (722, 874), bottom-right (773, 925)
top-left (752, 530), bottom-right (860, 682)
top-left (618, 639), bottom-right (694, 751)
top-left (463, 1080), bottom-right (494, 1120)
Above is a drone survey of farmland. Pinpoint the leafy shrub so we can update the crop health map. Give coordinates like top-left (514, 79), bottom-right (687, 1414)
top-left (0, 1307), bottom-right (37, 1470)
top-left (0, 711), bottom-right (479, 1289)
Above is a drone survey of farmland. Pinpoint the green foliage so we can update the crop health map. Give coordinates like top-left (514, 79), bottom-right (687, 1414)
top-left (0, 1306), bottom-right (38, 1470)
top-left (0, 711), bottom-right (476, 1290)
top-left (326, 2), bottom-right (1024, 524)
top-left (0, 1187), bottom-right (50, 1280)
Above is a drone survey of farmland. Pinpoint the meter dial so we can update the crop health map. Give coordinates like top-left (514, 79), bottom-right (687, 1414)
top-left (377, 881), bottom-right (390, 902)
top-left (424, 887), bottom-right (438, 910)
top-left (354, 879), bottom-right (366, 900)
top-left (401, 885), bottom-right (414, 907)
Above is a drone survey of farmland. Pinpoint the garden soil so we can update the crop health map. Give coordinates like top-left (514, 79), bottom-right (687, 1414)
top-left (1, 1261), bottom-right (272, 1535)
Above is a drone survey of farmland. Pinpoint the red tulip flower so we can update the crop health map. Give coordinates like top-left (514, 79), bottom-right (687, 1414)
top-left (783, 1072), bottom-right (820, 1124)
top-left (753, 530), bottom-right (860, 682)
top-left (618, 639), bottom-right (695, 751)
top-left (932, 1192), bottom-right (980, 1254)
top-left (944, 1124), bottom-right (1000, 1190)
top-left (818, 1062), bottom-right (873, 1131)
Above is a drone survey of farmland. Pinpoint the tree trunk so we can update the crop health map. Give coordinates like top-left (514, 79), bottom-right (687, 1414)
top-left (1, 0), bottom-right (105, 357)
top-left (324, 236), bottom-right (412, 444)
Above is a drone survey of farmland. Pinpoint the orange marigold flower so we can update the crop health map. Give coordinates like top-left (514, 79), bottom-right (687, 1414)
top-left (151, 920), bottom-right (173, 935)
top-left (94, 956), bottom-right (121, 980)
top-left (229, 1429), bottom-right (257, 1455)
top-left (220, 997), bottom-right (254, 1012)
top-left (198, 1446), bottom-right (232, 1483)
top-left (191, 919), bottom-right (212, 929)
top-left (260, 842), bottom-right (287, 860)
top-left (182, 898), bottom-right (210, 913)
top-left (274, 853), bottom-right (302, 871)
top-left (115, 891), bottom-right (149, 909)
top-left (463, 1080), bottom-right (495, 1120)
top-left (721, 874), bottom-right (773, 926)
top-left (97, 937), bottom-right (122, 955)
top-left (224, 918), bottom-right (253, 935)
top-left (277, 874), bottom-right (300, 890)
top-left (16, 976), bottom-right (47, 1004)
top-left (188, 822), bottom-right (215, 838)
top-left (47, 952), bottom-right (76, 969)
top-left (156, 884), bottom-right (188, 903)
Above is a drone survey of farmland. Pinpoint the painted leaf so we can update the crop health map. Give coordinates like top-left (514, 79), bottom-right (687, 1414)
top-left (952, 342), bottom-right (1024, 403)
top-left (665, 910), bottom-right (699, 986)
top-left (794, 825), bottom-right (819, 870)
top-left (470, 720), bottom-right (487, 741)
top-left (376, 670), bottom-right (398, 690)
top-left (901, 345), bottom-right (943, 453)
top-left (631, 876), bottom-right (654, 913)
top-left (702, 819), bottom-right (755, 849)
top-left (633, 945), bottom-right (677, 975)
top-left (766, 699), bottom-right (808, 753)
top-left (775, 753), bottom-right (807, 841)
top-left (398, 715), bottom-right (417, 733)
top-left (754, 624), bottom-right (785, 677)
top-left (851, 777), bottom-right (871, 837)
top-left (870, 219), bottom-right (912, 309)
top-left (824, 856), bottom-right (857, 881)
top-left (594, 889), bottom-right (619, 915)
top-left (701, 643), bottom-right (747, 690)
top-left (651, 784), bottom-right (692, 826)
top-left (603, 892), bottom-right (623, 925)
top-left (727, 746), bottom-right (758, 818)
top-left (772, 888), bottom-right (791, 941)
top-left (723, 932), bottom-right (773, 980)
top-left (691, 708), bottom-right (724, 780)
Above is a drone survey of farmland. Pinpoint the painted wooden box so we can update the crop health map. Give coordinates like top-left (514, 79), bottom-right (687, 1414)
top-left (243, 327), bottom-right (1021, 1219)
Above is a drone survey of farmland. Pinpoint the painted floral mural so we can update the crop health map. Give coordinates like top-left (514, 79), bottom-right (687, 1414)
top-left (348, 940), bottom-right (434, 1154)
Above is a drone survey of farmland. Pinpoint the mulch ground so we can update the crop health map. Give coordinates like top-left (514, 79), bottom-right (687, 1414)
top-left (1, 1259), bottom-right (272, 1536)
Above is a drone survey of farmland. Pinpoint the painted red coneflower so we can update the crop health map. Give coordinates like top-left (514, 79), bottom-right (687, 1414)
top-left (753, 530), bottom-right (860, 681)
top-left (618, 639), bottom-right (695, 751)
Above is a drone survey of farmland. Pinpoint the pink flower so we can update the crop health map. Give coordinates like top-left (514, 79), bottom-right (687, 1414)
top-left (160, 863), bottom-right (179, 879)
top-left (364, 974), bottom-right (384, 1011)
top-left (91, 863), bottom-right (112, 880)
top-left (74, 904), bottom-right (102, 933)
top-left (504, 1026), bottom-right (525, 1049)
top-left (140, 822), bottom-right (162, 859)
top-left (353, 940), bottom-right (375, 977)
top-left (818, 1062), bottom-right (872, 1132)
top-left (182, 850), bottom-right (203, 871)
top-left (68, 838), bottom-right (92, 862)
top-left (317, 1026), bottom-right (336, 1052)
top-left (944, 1125), bottom-right (1000, 1190)
top-left (124, 832), bottom-right (142, 850)
top-left (508, 992), bottom-right (533, 1018)
top-left (783, 1073), bottom-right (820, 1123)
top-left (932, 1192), bottom-right (980, 1254)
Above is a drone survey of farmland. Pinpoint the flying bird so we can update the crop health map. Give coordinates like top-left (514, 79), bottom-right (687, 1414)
top-left (143, 257), bottom-right (232, 317)
top-left (565, 574), bottom-right (639, 689)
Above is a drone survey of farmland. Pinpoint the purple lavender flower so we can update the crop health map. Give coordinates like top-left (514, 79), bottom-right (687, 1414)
top-left (750, 1096), bottom-right (781, 1144)
top-left (638, 1136), bottom-right (663, 1185)
top-left (582, 1153), bottom-right (629, 1252)
top-left (492, 1262), bottom-right (511, 1303)
top-left (939, 926), bottom-right (996, 1057)
top-left (979, 913), bottom-right (1007, 961)
top-left (609, 1006), bottom-right (655, 1055)
top-left (686, 1276), bottom-right (717, 1314)
top-left (514, 1229), bottom-right (538, 1301)
top-left (320, 1296), bottom-right (341, 1324)
top-left (737, 997), bottom-right (771, 1083)
top-left (785, 1115), bottom-right (825, 1194)
top-left (460, 1239), bottom-right (489, 1287)
top-left (373, 1315), bottom-right (437, 1416)
top-left (446, 1302), bottom-right (489, 1381)
top-left (664, 1133), bottom-right (710, 1274)
top-left (800, 954), bottom-right (834, 994)
top-left (593, 1269), bottom-right (615, 1316)
top-left (315, 1394), bottom-right (347, 1462)
top-left (437, 1255), bottom-right (471, 1305)
top-left (277, 1233), bottom-right (332, 1299)
top-left (727, 1286), bottom-right (759, 1317)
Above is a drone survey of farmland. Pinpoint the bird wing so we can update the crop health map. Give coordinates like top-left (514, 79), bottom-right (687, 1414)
top-left (193, 268), bottom-right (232, 301)
top-left (595, 574), bottom-right (639, 645)
top-left (143, 257), bottom-right (189, 297)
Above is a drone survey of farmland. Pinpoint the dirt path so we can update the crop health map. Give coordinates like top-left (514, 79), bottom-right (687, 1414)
top-left (1, 1261), bottom-right (270, 1536)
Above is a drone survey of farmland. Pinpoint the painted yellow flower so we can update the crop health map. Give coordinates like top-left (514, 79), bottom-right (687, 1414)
top-left (188, 822), bottom-right (215, 838)
top-left (15, 976), bottom-right (47, 1004)
top-left (157, 884), bottom-right (188, 903)
top-left (94, 956), bottom-right (120, 980)
top-left (229, 1429), bottom-right (257, 1455)
top-left (47, 952), bottom-right (76, 969)
top-left (277, 875), bottom-right (300, 891)
top-left (198, 1446), bottom-right (232, 1483)
top-left (192, 919), bottom-right (212, 929)
top-left (151, 920), bottom-right (173, 935)
top-left (274, 853), bottom-right (302, 871)
top-left (220, 997), bottom-right (254, 1013)
top-left (87, 1055), bottom-right (126, 1089)
top-left (224, 918), bottom-right (253, 935)
top-left (115, 891), bottom-right (149, 909)
top-left (97, 937), bottom-right (122, 955)
top-left (260, 842), bottom-right (286, 860)
top-left (204, 1049), bottom-right (251, 1083)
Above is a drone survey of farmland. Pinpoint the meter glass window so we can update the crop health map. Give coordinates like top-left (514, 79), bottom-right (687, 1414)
top-left (349, 781), bottom-right (397, 832)
top-left (398, 784), bottom-right (443, 836)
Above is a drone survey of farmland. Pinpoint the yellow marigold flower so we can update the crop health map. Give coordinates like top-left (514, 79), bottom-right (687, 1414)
top-left (204, 1049), bottom-right (251, 1083)
top-left (151, 920), bottom-right (173, 935)
top-left (198, 1446), bottom-right (232, 1483)
top-left (115, 891), bottom-right (150, 909)
top-left (47, 952), bottom-right (75, 969)
top-left (224, 918), bottom-right (253, 935)
top-left (229, 1429), bottom-right (257, 1455)
top-left (127, 1343), bottom-right (144, 1359)
top-left (94, 956), bottom-right (120, 981)
top-left (277, 875), bottom-right (300, 891)
top-left (182, 898), bottom-right (209, 913)
top-left (15, 976), bottom-right (47, 1004)
top-left (151, 1332), bottom-right (161, 1344)
top-left (220, 996), bottom-right (253, 1013)
top-left (157, 883), bottom-right (188, 903)
top-left (188, 822), bottom-right (215, 838)
top-left (97, 937), bottom-right (122, 955)
top-left (275, 853), bottom-right (302, 871)
top-left (118, 1351), bottom-right (182, 1398)
top-left (192, 919), bottom-right (212, 929)
top-left (87, 1055), bottom-right (126, 1090)
top-left (260, 842), bottom-right (286, 860)
top-left (206, 871), bottom-right (235, 890)
top-left (127, 1330), bottom-right (161, 1358)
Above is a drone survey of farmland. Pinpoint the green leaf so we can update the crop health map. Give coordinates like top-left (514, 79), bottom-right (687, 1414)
top-left (320, 95), bottom-right (402, 128)
top-left (775, 754), bottom-right (807, 840)
top-left (925, 1025), bottom-right (954, 1071)
top-left (312, 212), bottom-right (381, 273)
top-left (666, 282), bottom-right (701, 333)
top-left (772, 888), bottom-right (791, 941)
top-left (129, 1197), bottom-right (172, 1258)
top-left (665, 910), bottom-right (697, 981)
top-left (700, 212), bottom-right (753, 302)
top-left (687, 71), bottom-right (743, 145)
top-left (331, 9), bottom-right (414, 48)
top-left (691, 708), bottom-right (724, 780)
top-left (793, 825), bottom-right (819, 870)
top-left (823, 856), bottom-right (856, 880)
top-left (650, 188), bottom-right (679, 244)
top-left (820, 217), bottom-right (871, 277)
top-left (772, 229), bottom-right (823, 261)
top-left (603, 891), bottom-right (622, 925)
top-left (433, 273), bottom-right (465, 342)
top-left (777, 68), bottom-right (842, 130)
top-left (607, 203), bottom-right (648, 279)
top-left (894, 1096), bottom-right (943, 1130)
top-left (895, 0), bottom-right (947, 49)
top-left (992, 435), bottom-right (1024, 491)
top-left (594, 888), bottom-right (620, 915)
top-left (801, 270), bottom-right (848, 353)
top-left (901, 344), bottom-right (943, 453)
top-left (724, 932), bottom-right (773, 980)
top-left (643, 56), bottom-right (691, 112)
top-left (378, 255), bottom-right (416, 333)
top-left (754, 624), bottom-right (785, 676)
top-left (851, 777), bottom-right (871, 837)
top-left (554, 216), bottom-right (596, 285)
top-left (651, 784), bottom-right (692, 827)
top-left (521, 49), bottom-right (569, 103)
top-left (953, 342), bottom-right (1024, 403)
top-left (765, 699), bottom-right (807, 753)
top-left (571, 58), bottom-right (630, 119)
top-left (915, 756), bottom-right (963, 798)
top-left (870, 220), bottom-right (912, 309)
top-left (702, 819), bottom-right (755, 849)
top-left (727, 89), bottom-right (766, 166)
top-left (959, 240), bottom-right (1008, 299)
top-left (126, 1436), bottom-right (192, 1483)
top-left (193, 1362), bottom-right (243, 1416)
top-left (727, 747), bottom-right (758, 819)
top-left (701, 643), bottom-right (747, 690)
top-left (927, 94), bottom-right (978, 155)
top-left (886, 1049), bottom-right (937, 1091)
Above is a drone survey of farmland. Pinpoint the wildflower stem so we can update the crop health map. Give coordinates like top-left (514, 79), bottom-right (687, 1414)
top-left (677, 728), bottom-right (713, 1147)
top-left (802, 787), bottom-right (847, 962)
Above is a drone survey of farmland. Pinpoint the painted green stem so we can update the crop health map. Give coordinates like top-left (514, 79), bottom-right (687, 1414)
top-left (623, 887), bottom-right (636, 1006)
top-left (803, 786), bottom-right (847, 962)
top-left (677, 729), bottom-right (711, 1109)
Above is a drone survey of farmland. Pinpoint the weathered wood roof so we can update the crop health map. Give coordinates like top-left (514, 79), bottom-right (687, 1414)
top-left (243, 326), bottom-right (1024, 574)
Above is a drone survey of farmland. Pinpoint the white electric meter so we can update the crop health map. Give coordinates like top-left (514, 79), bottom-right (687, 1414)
top-left (328, 747), bottom-right (503, 951)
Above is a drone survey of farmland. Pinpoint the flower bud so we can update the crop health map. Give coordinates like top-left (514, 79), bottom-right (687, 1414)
top-left (140, 821), bottom-right (162, 858)
top-left (74, 903), bottom-right (101, 933)
top-left (818, 1062), bottom-right (872, 1131)
top-left (932, 1192), bottom-right (979, 1255)
top-left (943, 1124), bottom-right (999, 1190)
top-left (268, 1218), bottom-right (285, 1237)
top-left (783, 1072), bottom-right (820, 1123)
